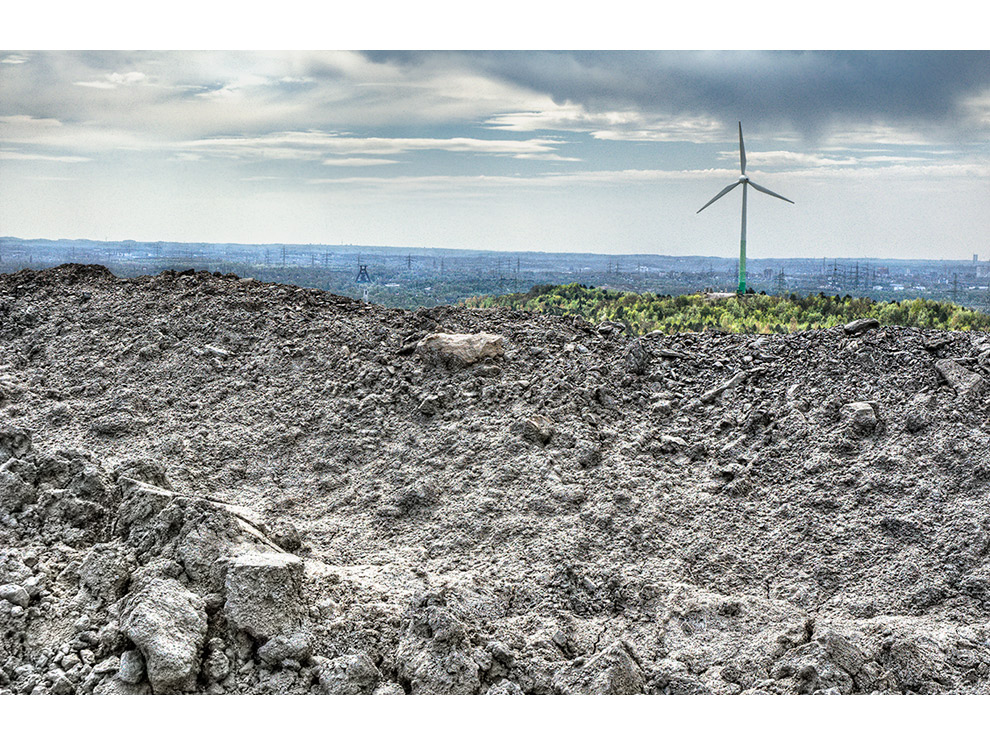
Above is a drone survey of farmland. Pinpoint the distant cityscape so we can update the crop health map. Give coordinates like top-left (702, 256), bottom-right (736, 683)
top-left (2, 236), bottom-right (989, 313)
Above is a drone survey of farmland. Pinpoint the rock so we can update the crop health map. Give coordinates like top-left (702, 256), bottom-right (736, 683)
top-left (0, 425), bottom-right (32, 461)
top-left (416, 332), bottom-right (505, 367)
top-left (820, 631), bottom-right (866, 677)
top-left (48, 669), bottom-right (75, 695)
top-left (268, 518), bottom-right (302, 552)
top-left (658, 435), bottom-right (688, 453)
top-left (223, 552), bottom-right (304, 641)
top-left (510, 415), bottom-right (554, 444)
top-left (93, 676), bottom-right (151, 696)
top-left (79, 543), bottom-right (136, 603)
top-left (202, 649), bottom-right (231, 684)
top-left (258, 630), bottom-right (313, 667)
top-left (318, 653), bottom-right (381, 694)
top-left (117, 650), bottom-right (146, 685)
top-left (0, 469), bottom-right (36, 513)
top-left (397, 596), bottom-right (481, 695)
top-left (417, 394), bottom-right (442, 416)
top-left (597, 321), bottom-right (625, 336)
top-left (0, 584), bottom-right (30, 609)
top-left (119, 578), bottom-right (207, 693)
top-left (90, 412), bottom-right (134, 436)
top-left (92, 656), bottom-right (120, 676)
top-left (701, 371), bottom-right (750, 404)
top-left (842, 402), bottom-right (877, 435)
top-left (887, 635), bottom-right (951, 693)
top-left (843, 318), bottom-right (880, 335)
top-left (575, 440), bottom-right (601, 468)
top-left (623, 340), bottom-right (650, 375)
top-left (771, 641), bottom-right (853, 694)
top-left (935, 359), bottom-right (986, 399)
top-left (552, 640), bottom-right (645, 695)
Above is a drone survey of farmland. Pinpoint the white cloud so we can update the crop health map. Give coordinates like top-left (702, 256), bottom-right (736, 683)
top-left (322, 157), bottom-right (399, 167)
top-left (74, 71), bottom-right (151, 90)
top-left (74, 80), bottom-right (118, 90)
top-left (176, 131), bottom-right (571, 161)
top-left (727, 150), bottom-right (859, 168)
top-left (1, 54), bottom-right (29, 65)
top-left (487, 105), bottom-right (727, 143)
top-left (0, 115), bottom-right (63, 129)
top-left (0, 150), bottom-right (91, 163)
top-left (718, 149), bottom-right (937, 169)
top-left (960, 89), bottom-right (990, 129)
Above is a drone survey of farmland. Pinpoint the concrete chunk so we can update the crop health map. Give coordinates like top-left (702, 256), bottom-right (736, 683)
top-left (223, 552), bottom-right (304, 641)
top-left (935, 359), bottom-right (986, 399)
top-left (415, 332), bottom-right (505, 367)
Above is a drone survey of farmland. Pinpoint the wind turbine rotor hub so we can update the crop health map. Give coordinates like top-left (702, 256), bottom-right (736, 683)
top-left (739, 175), bottom-right (749, 183)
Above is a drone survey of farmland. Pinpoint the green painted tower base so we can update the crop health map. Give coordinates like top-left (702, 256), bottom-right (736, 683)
top-left (737, 239), bottom-right (747, 294)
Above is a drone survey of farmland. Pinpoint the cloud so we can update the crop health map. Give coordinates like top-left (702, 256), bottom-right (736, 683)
top-left (74, 70), bottom-right (150, 89)
top-left (487, 106), bottom-right (725, 143)
top-left (372, 51), bottom-right (990, 143)
top-left (74, 80), bottom-right (118, 90)
top-left (0, 150), bottom-right (91, 162)
top-left (322, 157), bottom-right (399, 167)
top-left (176, 131), bottom-right (572, 161)
top-left (1, 54), bottom-right (29, 65)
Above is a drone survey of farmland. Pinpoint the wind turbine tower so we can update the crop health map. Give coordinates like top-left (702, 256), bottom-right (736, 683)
top-left (697, 122), bottom-right (794, 294)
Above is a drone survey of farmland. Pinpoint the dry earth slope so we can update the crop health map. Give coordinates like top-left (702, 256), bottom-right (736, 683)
top-left (2, 264), bottom-right (990, 695)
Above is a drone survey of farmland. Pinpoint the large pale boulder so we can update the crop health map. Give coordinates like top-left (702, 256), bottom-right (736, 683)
top-left (223, 552), bottom-right (304, 641)
top-left (119, 578), bottom-right (208, 693)
top-left (935, 359), bottom-right (986, 399)
top-left (415, 332), bottom-right (505, 367)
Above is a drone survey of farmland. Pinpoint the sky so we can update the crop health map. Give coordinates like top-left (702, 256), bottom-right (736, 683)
top-left (2, 44), bottom-right (989, 259)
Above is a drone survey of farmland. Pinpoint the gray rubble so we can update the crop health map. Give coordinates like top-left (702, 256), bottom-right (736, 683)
top-left (1, 264), bottom-right (989, 695)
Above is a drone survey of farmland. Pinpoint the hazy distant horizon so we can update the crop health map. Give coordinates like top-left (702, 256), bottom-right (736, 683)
top-left (2, 51), bottom-right (989, 260)
top-left (2, 234), bottom-right (984, 265)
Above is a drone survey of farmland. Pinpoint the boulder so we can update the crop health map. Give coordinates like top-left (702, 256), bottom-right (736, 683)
top-left (223, 552), bottom-right (304, 641)
top-left (117, 649), bottom-right (146, 685)
top-left (258, 630), bottom-right (313, 667)
top-left (79, 543), bottom-right (136, 603)
top-left (415, 332), bottom-right (505, 367)
top-left (552, 640), bottom-right (645, 695)
top-left (0, 583), bottom-right (30, 609)
top-left (0, 468), bottom-right (36, 513)
top-left (842, 402), bottom-right (877, 435)
top-left (935, 359), bottom-right (986, 399)
top-left (0, 425), bottom-right (32, 461)
top-left (843, 318), bottom-right (880, 335)
top-left (318, 653), bottom-right (381, 695)
top-left (119, 578), bottom-right (207, 693)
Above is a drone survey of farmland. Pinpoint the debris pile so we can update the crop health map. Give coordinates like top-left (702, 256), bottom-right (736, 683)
top-left (2, 264), bottom-right (989, 694)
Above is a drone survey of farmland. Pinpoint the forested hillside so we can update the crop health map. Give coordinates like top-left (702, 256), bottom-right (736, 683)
top-left (465, 284), bottom-right (990, 334)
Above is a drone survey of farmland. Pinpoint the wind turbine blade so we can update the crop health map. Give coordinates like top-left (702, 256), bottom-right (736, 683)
top-left (739, 121), bottom-right (746, 175)
top-left (748, 180), bottom-right (794, 204)
top-left (696, 182), bottom-right (740, 213)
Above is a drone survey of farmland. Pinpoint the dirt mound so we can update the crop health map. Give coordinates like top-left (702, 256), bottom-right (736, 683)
top-left (2, 265), bottom-right (990, 694)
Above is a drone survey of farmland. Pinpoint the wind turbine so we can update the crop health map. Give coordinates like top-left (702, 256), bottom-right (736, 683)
top-left (697, 122), bottom-right (793, 294)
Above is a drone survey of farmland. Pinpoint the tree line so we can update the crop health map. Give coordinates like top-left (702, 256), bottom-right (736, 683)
top-left (464, 284), bottom-right (990, 335)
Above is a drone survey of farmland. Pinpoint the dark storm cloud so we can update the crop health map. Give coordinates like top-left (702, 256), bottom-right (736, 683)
top-left (363, 51), bottom-right (990, 139)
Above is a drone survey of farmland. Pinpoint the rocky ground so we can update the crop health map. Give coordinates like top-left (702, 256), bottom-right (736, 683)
top-left (2, 263), bottom-right (990, 695)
